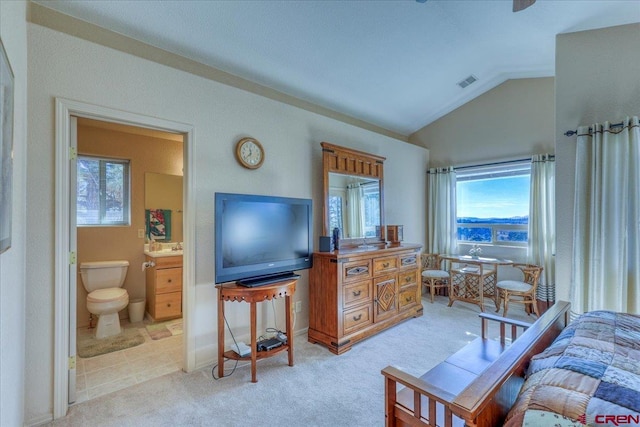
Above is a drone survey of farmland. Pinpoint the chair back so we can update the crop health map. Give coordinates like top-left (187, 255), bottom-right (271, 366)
top-left (421, 253), bottom-right (443, 270)
top-left (514, 264), bottom-right (543, 293)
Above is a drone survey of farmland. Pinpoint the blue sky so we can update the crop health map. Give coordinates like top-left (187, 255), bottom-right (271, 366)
top-left (457, 176), bottom-right (530, 219)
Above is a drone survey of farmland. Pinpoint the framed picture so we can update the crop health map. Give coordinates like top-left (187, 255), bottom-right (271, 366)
top-left (0, 38), bottom-right (14, 254)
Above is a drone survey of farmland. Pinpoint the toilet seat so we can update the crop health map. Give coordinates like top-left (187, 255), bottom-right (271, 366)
top-left (87, 288), bottom-right (128, 303)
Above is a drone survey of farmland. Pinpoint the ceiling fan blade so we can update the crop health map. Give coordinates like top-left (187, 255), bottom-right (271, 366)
top-left (513, 0), bottom-right (535, 12)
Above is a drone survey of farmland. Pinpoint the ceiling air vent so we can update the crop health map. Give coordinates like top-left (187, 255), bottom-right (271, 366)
top-left (457, 75), bottom-right (478, 89)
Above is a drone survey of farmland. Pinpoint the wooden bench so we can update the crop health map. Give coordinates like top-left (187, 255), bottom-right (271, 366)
top-left (382, 301), bottom-right (570, 427)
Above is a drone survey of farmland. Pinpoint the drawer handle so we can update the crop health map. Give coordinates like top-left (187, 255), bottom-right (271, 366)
top-left (405, 276), bottom-right (412, 282)
top-left (167, 279), bottom-right (172, 283)
top-left (167, 303), bottom-right (171, 307)
top-left (405, 296), bottom-right (413, 302)
top-left (382, 262), bottom-right (390, 268)
top-left (353, 314), bottom-right (362, 321)
top-left (401, 256), bottom-right (417, 266)
top-left (352, 290), bottom-right (362, 297)
top-left (346, 266), bottom-right (369, 276)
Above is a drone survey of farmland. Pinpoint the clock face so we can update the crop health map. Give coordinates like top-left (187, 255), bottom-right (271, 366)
top-left (236, 138), bottom-right (264, 169)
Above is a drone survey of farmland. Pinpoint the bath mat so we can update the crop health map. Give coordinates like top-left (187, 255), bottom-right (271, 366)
top-left (77, 328), bottom-right (145, 358)
top-left (146, 320), bottom-right (183, 340)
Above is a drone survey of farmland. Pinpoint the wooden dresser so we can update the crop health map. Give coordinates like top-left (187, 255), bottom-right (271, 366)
top-left (308, 243), bottom-right (423, 354)
top-left (145, 254), bottom-right (182, 321)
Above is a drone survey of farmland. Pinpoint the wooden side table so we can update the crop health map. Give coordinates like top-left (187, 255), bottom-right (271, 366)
top-left (440, 255), bottom-right (513, 312)
top-left (216, 278), bottom-right (296, 383)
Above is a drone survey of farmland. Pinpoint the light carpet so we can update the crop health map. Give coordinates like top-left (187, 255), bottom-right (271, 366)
top-left (77, 328), bottom-right (145, 358)
top-left (146, 319), bottom-right (183, 340)
top-left (53, 297), bottom-right (535, 426)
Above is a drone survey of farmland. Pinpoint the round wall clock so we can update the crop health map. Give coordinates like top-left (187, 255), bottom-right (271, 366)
top-left (235, 137), bottom-right (265, 169)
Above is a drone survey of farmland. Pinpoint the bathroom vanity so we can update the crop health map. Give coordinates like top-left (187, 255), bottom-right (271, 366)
top-left (144, 253), bottom-right (183, 322)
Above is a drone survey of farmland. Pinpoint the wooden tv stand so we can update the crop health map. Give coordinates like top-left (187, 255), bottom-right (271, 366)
top-left (308, 243), bottom-right (422, 354)
top-left (216, 278), bottom-right (296, 383)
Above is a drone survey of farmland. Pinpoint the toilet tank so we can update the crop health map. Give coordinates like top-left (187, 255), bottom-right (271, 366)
top-left (80, 260), bottom-right (129, 293)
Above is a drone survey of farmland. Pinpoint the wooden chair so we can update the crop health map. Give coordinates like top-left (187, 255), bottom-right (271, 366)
top-left (496, 263), bottom-right (543, 317)
top-left (420, 253), bottom-right (449, 303)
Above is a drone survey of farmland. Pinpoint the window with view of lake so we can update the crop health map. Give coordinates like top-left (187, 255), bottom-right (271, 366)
top-left (456, 164), bottom-right (530, 246)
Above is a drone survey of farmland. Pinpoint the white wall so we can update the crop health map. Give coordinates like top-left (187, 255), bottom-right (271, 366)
top-left (0, 1), bottom-right (27, 426)
top-left (25, 22), bottom-right (428, 423)
top-left (555, 23), bottom-right (640, 304)
top-left (410, 78), bottom-right (555, 168)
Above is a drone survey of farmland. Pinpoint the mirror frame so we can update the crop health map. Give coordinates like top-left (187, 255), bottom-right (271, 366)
top-left (321, 142), bottom-right (386, 247)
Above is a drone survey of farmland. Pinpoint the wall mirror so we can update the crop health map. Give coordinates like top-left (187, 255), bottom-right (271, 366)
top-left (144, 172), bottom-right (183, 242)
top-left (321, 142), bottom-right (385, 247)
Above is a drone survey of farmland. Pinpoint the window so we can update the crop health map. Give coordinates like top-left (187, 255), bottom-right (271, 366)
top-left (361, 181), bottom-right (380, 238)
top-left (77, 156), bottom-right (130, 226)
top-left (328, 194), bottom-right (344, 234)
top-left (456, 161), bottom-right (530, 246)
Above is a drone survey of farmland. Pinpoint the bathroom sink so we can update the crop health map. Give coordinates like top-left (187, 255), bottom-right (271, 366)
top-left (143, 243), bottom-right (183, 258)
top-left (144, 249), bottom-right (183, 258)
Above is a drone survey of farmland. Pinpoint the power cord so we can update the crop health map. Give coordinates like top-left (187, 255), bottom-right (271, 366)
top-left (213, 297), bottom-right (295, 380)
top-left (212, 313), bottom-right (240, 380)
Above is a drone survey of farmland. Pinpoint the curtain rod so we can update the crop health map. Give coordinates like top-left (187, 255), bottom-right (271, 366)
top-left (564, 121), bottom-right (625, 137)
top-left (455, 157), bottom-right (532, 171)
top-left (427, 155), bottom-right (555, 174)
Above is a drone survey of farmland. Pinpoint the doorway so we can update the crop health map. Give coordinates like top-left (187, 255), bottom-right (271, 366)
top-left (73, 117), bottom-right (184, 403)
top-left (54, 99), bottom-right (195, 418)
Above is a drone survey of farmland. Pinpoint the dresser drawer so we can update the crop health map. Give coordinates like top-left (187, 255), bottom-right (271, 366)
top-left (399, 285), bottom-right (419, 310)
top-left (343, 280), bottom-right (372, 308)
top-left (343, 305), bottom-right (372, 335)
top-left (153, 255), bottom-right (183, 269)
top-left (342, 259), bottom-right (372, 283)
top-left (155, 292), bottom-right (182, 319)
top-left (156, 268), bottom-right (182, 293)
top-left (373, 256), bottom-right (398, 275)
top-left (398, 270), bottom-right (419, 288)
top-left (399, 253), bottom-right (419, 270)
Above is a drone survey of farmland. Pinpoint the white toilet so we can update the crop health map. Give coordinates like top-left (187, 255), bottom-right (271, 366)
top-left (80, 260), bottom-right (130, 339)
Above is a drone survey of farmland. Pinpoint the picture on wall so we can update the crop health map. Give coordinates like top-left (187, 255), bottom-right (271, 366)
top-left (0, 38), bottom-right (14, 255)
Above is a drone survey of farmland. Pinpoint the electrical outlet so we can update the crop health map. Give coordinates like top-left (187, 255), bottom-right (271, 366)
top-left (295, 301), bottom-right (302, 313)
top-left (137, 229), bottom-right (145, 238)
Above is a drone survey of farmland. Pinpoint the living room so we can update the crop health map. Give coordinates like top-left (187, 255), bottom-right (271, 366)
top-left (1, 1), bottom-right (639, 426)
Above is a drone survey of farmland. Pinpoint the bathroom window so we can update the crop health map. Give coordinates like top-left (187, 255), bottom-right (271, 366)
top-left (77, 156), bottom-right (131, 226)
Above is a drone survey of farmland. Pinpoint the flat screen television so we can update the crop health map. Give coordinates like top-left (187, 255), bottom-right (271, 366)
top-left (214, 192), bottom-right (313, 286)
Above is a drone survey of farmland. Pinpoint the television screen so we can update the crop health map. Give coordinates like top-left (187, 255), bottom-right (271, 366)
top-left (214, 192), bottom-right (313, 285)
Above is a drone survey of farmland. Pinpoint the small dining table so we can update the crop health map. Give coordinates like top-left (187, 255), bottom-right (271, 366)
top-left (439, 254), bottom-right (513, 312)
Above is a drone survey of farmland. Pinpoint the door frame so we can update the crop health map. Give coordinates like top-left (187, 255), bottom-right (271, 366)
top-left (54, 98), bottom-right (196, 418)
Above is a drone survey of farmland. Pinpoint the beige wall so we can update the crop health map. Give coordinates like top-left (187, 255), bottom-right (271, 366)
top-left (410, 77), bottom-right (554, 263)
top-left (76, 122), bottom-right (183, 328)
top-left (410, 78), bottom-right (555, 167)
top-left (0, 1), bottom-right (28, 425)
top-left (555, 23), bottom-right (640, 304)
top-left (26, 21), bottom-right (428, 424)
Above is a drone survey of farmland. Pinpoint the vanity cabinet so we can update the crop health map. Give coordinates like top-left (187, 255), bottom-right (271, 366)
top-left (308, 244), bottom-right (422, 354)
top-left (145, 255), bottom-right (182, 321)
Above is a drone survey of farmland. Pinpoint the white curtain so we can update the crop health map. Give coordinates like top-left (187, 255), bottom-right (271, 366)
top-left (528, 154), bottom-right (555, 305)
top-left (346, 183), bottom-right (364, 238)
top-left (427, 167), bottom-right (457, 254)
top-left (571, 116), bottom-right (640, 315)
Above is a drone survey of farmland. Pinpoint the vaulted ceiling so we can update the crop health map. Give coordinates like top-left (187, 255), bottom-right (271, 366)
top-left (35, 1), bottom-right (640, 136)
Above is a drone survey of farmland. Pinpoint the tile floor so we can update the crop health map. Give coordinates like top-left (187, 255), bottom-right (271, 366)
top-left (75, 318), bottom-right (183, 404)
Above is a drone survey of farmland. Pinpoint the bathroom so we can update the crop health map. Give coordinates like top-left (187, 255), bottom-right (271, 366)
top-left (75, 117), bottom-right (184, 403)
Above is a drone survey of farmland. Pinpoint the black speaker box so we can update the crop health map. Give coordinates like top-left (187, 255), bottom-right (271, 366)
top-left (319, 236), bottom-right (332, 252)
